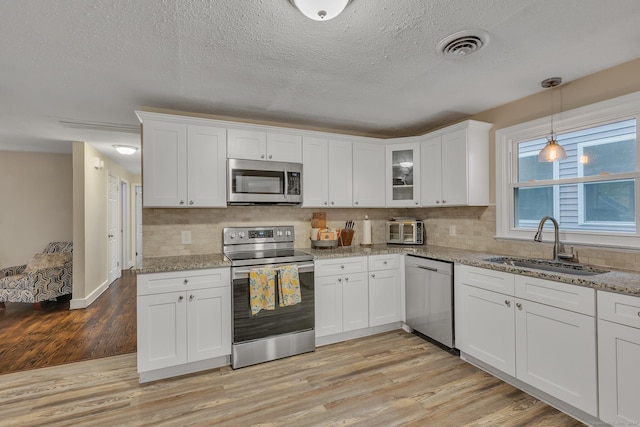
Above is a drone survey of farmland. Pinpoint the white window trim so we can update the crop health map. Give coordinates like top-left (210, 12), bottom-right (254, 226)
top-left (496, 91), bottom-right (640, 249)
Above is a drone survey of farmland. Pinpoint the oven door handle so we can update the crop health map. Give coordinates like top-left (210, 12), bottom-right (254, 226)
top-left (232, 263), bottom-right (315, 279)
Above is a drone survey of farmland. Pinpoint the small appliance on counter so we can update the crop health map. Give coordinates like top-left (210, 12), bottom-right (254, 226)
top-left (386, 218), bottom-right (424, 245)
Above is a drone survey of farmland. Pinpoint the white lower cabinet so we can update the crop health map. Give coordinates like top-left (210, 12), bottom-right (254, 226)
top-left (315, 255), bottom-right (403, 342)
top-left (368, 254), bottom-right (402, 327)
top-left (455, 265), bottom-right (597, 417)
top-left (315, 257), bottom-right (368, 338)
top-left (456, 282), bottom-right (516, 376)
top-left (514, 297), bottom-right (597, 415)
top-left (597, 291), bottom-right (640, 425)
top-left (137, 268), bottom-right (231, 381)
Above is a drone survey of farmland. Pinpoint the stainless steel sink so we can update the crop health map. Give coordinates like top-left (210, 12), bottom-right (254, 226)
top-left (485, 256), bottom-right (609, 276)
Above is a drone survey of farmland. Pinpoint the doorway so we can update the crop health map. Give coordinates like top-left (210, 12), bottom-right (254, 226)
top-left (108, 174), bottom-right (121, 284)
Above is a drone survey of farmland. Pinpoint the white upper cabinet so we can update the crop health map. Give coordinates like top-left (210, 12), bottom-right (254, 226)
top-left (328, 139), bottom-right (353, 207)
top-left (353, 142), bottom-right (386, 207)
top-left (187, 125), bottom-right (228, 207)
top-left (302, 137), bottom-right (352, 207)
top-left (141, 118), bottom-right (227, 208)
top-left (227, 128), bottom-right (302, 163)
top-left (302, 137), bottom-right (329, 207)
top-left (386, 142), bottom-right (420, 207)
top-left (420, 120), bottom-right (492, 207)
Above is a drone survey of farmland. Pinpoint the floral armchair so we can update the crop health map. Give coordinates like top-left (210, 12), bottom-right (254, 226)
top-left (0, 242), bottom-right (73, 310)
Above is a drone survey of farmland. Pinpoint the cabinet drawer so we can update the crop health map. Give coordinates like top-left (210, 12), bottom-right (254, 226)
top-left (455, 265), bottom-right (515, 295)
top-left (368, 254), bottom-right (400, 271)
top-left (515, 275), bottom-right (595, 316)
top-left (138, 268), bottom-right (231, 296)
top-left (315, 256), bottom-right (367, 277)
top-left (598, 291), bottom-right (640, 328)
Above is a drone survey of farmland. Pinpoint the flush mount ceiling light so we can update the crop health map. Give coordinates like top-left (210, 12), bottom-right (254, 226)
top-left (113, 145), bottom-right (139, 155)
top-left (290, 0), bottom-right (351, 21)
top-left (538, 77), bottom-right (567, 162)
top-left (437, 29), bottom-right (490, 58)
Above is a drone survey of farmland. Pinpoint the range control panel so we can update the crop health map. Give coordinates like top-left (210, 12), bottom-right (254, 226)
top-left (223, 226), bottom-right (294, 246)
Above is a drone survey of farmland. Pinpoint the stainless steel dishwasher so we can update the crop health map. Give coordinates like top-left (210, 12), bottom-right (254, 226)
top-left (405, 255), bottom-right (454, 349)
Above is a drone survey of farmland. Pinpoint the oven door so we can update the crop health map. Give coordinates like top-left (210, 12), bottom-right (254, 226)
top-left (231, 261), bottom-right (314, 344)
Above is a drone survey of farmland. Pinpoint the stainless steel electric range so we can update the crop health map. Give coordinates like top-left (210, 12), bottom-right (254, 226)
top-left (223, 225), bottom-right (315, 369)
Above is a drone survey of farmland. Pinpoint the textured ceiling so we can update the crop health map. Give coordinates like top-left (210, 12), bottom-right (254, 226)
top-left (2, 0), bottom-right (640, 175)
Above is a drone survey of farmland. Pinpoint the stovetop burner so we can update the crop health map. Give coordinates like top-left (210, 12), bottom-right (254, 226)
top-left (222, 226), bottom-right (313, 267)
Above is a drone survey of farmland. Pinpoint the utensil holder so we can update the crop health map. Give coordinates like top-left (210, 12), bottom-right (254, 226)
top-left (339, 229), bottom-right (354, 246)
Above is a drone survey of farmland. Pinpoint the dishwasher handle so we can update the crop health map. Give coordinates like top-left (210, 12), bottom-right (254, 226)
top-left (413, 264), bottom-right (438, 272)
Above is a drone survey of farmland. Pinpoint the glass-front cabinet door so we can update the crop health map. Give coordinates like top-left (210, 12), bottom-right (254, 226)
top-left (386, 142), bottom-right (420, 206)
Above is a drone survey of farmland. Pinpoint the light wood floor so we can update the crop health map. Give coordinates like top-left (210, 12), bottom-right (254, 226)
top-left (0, 330), bottom-right (584, 426)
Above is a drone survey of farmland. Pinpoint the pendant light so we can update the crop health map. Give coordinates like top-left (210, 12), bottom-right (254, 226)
top-left (290, 0), bottom-right (351, 21)
top-left (538, 77), bottom-right (567, 162)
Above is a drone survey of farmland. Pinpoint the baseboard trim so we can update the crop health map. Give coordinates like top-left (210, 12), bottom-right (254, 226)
top-left (69, 279), bottom-right (109, 310)
top-left (316, 322), bottom-right (402, 347)
top-left (138, 355), bottom-right (230, 383)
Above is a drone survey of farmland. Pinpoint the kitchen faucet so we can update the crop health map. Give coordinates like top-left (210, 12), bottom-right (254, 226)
top-left (534, 216), bottom-right (560, 262)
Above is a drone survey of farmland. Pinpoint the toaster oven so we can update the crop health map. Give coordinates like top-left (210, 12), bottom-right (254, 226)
top-left (386, 219), bottom-right (424, 245)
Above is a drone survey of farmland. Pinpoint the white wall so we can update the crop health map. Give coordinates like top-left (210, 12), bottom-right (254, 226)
top-left (0, 151), bottom-right (73, 267)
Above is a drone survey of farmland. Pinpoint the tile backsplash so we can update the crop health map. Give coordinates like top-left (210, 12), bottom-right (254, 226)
top-left (143, 205), bottom-right (640, 272)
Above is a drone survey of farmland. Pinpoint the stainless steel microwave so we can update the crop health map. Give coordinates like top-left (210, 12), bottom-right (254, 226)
top-left (386, 219), bottom-right (424, 245)
top-left (227, 158), bottom-right (302, 205)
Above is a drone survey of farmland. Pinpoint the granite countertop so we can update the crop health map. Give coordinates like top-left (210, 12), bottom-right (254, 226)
top-left (307, 244), bottom-right (640, 296)
top-left (138, 245), bottom-right (640, 296)
top-left (137, 253), bottom-right (231, 274)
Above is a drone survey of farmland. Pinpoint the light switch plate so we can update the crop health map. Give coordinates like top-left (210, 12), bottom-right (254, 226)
top-left (181, 230), bottom-right (192, 245)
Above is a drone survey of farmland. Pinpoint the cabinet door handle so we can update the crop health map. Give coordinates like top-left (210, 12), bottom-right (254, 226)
top-left (338, 278), bottom-right (342, 282)
top-left (371, 274), bottom-right (376, 278)
top-left (178, 295), bottom-right (184, 302)
top-left (505, 300), bottom-right (511, 307)
top-left (340, 265), bottom-right (345, 269)
top-left (516, 302), bottom-right (522, 309)
top-left (261, 154), bottom-right (265, 159)
top-left (331, 201), bottom-right (334, 205)
top-left (637, 311), bottom-right (640, 317)
top-left (442, 200), bottom-right (446, 204)
top-left (355, 201), bottom-right (359, 205)
top-left (189, 200), bottom-right (194, 205)
top-left (383, 261), bottom-right (388, 265)
top-left (179, 200), bottom-right (185, 205)
top-left (415, 201), bottom-right (419, 205)
top-left (183, 279), bottom-right (189, 285)
top-left (344, 276), bottom-right (349, 281)
top-left (189, 295), bottom-right (194, 301)
top-left (268, 154), bottom-right (272, 159)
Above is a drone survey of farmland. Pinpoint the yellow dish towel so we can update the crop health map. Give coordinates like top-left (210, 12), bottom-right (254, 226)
top-left (249, 267), bottom-right (276, 315)
top-left (278, 264), bottom-right (301, 307)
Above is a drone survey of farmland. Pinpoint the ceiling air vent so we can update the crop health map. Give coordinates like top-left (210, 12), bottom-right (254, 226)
top-left (437, 30), bottom-right (490, 58)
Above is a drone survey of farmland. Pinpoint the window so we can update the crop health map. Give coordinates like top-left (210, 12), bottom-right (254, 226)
top-left (496, 92), bottom-right (640, 248)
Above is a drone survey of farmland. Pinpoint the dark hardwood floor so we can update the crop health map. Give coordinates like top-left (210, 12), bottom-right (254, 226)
top-left (0, 270), bottom-right (137, 374)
